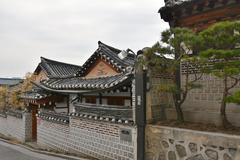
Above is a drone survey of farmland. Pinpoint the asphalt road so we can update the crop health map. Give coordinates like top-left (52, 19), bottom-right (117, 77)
top-left (0, 141), bottom-right (66, 160)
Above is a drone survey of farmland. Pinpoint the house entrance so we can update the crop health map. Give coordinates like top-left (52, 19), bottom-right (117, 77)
top-left (31, 105), bottom-right (38, 141)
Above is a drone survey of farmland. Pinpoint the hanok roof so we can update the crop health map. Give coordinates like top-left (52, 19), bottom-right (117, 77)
top-left (74, 103), bottom-right (132, 119)
top-left (72, 103), bottom-right (133, 124)
top-left (163, 0), bottom-right (191, 7)
top-left (38, 111), bottom-right (69, 124)
top-left (159, 0), bottom-right (240, 26)
top-left (35, 71), bottom-right (133, 93)
top-left (76, 41), bottom-right (136, 76)
top-left (21, 87), bottom-right (50, 100)
top-left (34, 57), bottom-right (81, 78)
top-left (35, 41), bottom-right (135, 93)
top-left (0, 78), bottom-right (23, 87)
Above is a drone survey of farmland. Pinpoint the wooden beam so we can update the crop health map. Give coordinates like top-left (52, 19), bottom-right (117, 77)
top-left (177, 4), bottom-right (240, 30)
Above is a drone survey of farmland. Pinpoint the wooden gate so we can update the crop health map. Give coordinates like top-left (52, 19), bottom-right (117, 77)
top-left (32, 106), bottom-right (37, 141)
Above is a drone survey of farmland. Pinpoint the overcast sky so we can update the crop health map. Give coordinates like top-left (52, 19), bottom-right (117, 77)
top-left (0, 0), bottom-right (168, 78)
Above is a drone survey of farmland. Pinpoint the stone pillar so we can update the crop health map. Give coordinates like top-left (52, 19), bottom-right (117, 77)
top-left (146, 71), bottom-right (153, 124)
top-left (23, 112), bottom-right (32, 142)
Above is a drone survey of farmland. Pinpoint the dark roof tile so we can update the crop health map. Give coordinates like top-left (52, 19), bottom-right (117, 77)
top-left (73, 103), bottom-right (133, 124)
top-left (35, 57), bottom-right (81, 78)
top-left (20, 87), bottom-right (50, 100)
top-left (38, 72), bottom-right (133, 92)
top-left (77, 41), bottom-right (136, 76)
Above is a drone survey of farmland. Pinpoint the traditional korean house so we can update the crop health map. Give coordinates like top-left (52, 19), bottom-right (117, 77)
top-left (159, 0), bottom-right (240, 31)
top-left (22, 57), bottom-right (82, 113)
top-left (35, 41), bottom-right (136, 122)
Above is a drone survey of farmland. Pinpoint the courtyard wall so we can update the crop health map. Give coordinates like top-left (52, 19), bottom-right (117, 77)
top-left (37, 112), bottom-right (137, 160)
top-left (147, 69), bottom-right (240, 126)
top-left (0, 111), bottom-right (32, 142)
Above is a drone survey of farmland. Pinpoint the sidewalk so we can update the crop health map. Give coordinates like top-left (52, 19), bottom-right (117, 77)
top-left (0, 134), bottom-right (94, 160)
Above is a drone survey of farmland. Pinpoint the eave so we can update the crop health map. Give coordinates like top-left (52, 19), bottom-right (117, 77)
top-left (33, 75), bottom-right (133, 94)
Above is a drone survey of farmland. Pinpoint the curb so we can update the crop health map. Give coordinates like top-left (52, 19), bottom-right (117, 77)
top-left (0, 137), bottom-right (89, 160)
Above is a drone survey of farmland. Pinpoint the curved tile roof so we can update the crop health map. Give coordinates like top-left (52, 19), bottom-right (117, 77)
top-left (74, 103), bottom-right (133, 120)
top-left (77, 41), bottom-right (136, 76)
top-left (36, 71), bottom-right (133, 93)
top-left (38, 111), bottom-right (69, 124)
top-left (20, 87), bottom-right (51, 100)
top-left (163, 0), bottom-right (191, 7)
top-left (35, 57), bottom-right (82, 78)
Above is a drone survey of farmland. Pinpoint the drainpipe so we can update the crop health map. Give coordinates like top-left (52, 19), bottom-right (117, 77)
top-left (135, 52), bottom-right (147, 160)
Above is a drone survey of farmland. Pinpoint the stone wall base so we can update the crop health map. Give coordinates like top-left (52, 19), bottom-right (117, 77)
top-left (146, 125), bottom-right (240, 160)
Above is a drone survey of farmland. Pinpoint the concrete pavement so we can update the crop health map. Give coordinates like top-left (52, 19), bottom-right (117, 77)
top-left (0, 140), bottom-right (66, 160)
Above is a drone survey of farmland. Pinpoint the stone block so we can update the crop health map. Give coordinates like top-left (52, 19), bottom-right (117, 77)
top-left (168, 151), bottom-right (176, 160)
top-left (176, 144), bottom-right (187, 158)
top-left (189, 143), bottom-right (197, 153)
top-left (186, 154), bottom-right (205, 160)
top-left (205, 149), bottom-right (218, 160)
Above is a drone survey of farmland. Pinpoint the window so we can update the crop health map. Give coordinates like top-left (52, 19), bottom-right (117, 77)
top-left (85, 96), bottom-right (96, 104)
top-left (107, 97), bottom-right (124, 106)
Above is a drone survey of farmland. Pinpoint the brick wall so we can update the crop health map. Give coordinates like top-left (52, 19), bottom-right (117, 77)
top-left (37, 116), bottom-right (137, 160)
top-left (37, 119), bottom-right (70, 152)
top-left (147, 67), bottom-right (240, 126)
top-left (0, 115), bottom-right (8, 136)
top-left (146, 72), bottom-right (174, 123)
top-left (180, 73), bottom-right (240, 126)
top-left (0, 112), bottom-right (32, 142)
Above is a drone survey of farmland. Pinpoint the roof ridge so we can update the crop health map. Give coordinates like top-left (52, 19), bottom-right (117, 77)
top-left (98, 41), bottom-right (121, 54)
top-left (40, 57), bottom-right (81, 68)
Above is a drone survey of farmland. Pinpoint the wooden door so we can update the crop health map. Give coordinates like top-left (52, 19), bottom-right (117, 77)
top-left (32, 106), bottom-right (37, 141)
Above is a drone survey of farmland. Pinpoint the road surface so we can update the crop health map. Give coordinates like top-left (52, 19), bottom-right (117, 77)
top-left (0, 140), bottom-right (66, 160)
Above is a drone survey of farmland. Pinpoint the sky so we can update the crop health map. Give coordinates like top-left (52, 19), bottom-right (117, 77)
top-left (0, 0), bottom-right (169, 78)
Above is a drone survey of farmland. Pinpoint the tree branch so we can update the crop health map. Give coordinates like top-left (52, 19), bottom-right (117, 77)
top-left (227, 76), bottom-right (240, 91)
top-left (180, 63), bottom-right (189, 105)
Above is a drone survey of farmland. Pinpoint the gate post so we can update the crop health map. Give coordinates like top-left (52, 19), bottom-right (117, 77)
top-left (135, 52), bottom-right (147, 160)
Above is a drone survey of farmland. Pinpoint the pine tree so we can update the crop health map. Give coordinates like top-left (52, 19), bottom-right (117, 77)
top-left (144, 28), bottom-right (203, 123)
top-left (199, 21), bottom-right (240, 128)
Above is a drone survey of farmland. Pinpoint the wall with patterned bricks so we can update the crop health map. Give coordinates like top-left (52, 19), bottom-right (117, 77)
top-left (37, 116), bottom-right (137, 160)
top-left (0, 112), bottom-right (32, 142)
